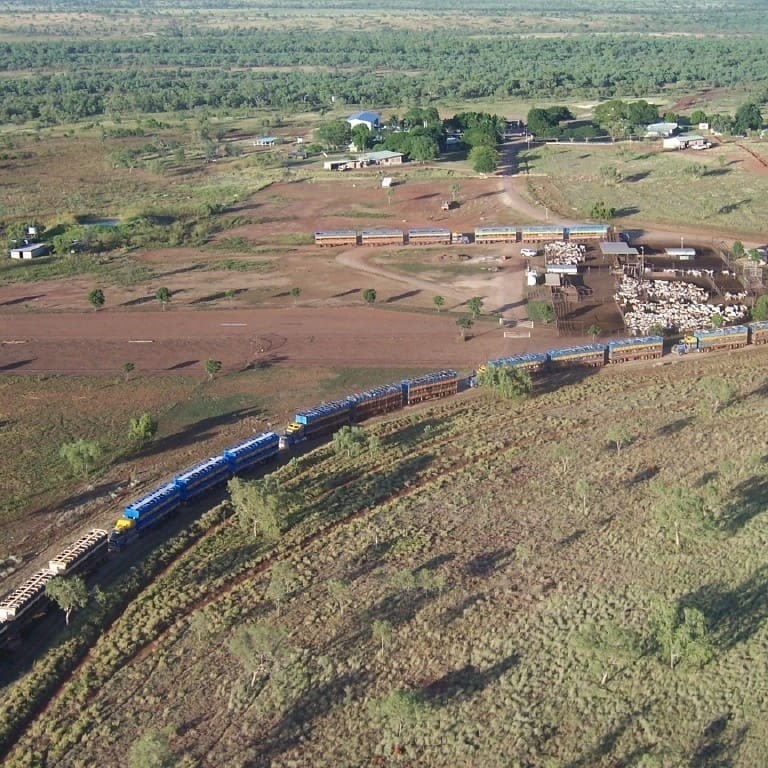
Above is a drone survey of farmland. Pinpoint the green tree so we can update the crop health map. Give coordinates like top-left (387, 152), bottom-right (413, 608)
top-left (122, 361), bottom-right (135, 381)
top-left (204, 359), bottom-right (222, 380)
top-left (731, 240), bottom-right (745, 259)
top-left (225, 288), bottom-right (235, 304)
top-left (45, 575), bottom-right (88, 626)
top-left (600, 164), bottom-right (622, 186)
top-left (266, 562), bottom-right (299, 617)
top-left (711, 313), bottom-right (724, 328)
top-left (574, 477), bottom-right (591, 516)
top-left (652, 602), bottom-right (713, 670)
top-left (574, 619), bottom-right (642, 685)
top-left (650, 481), bottom-right (711, 552)
top-left (450, 182), bottom-right (461, 202)
top-left (315, 119), bottom-right (350, 151)
top-left (362, 288), bottom-right (377, 305)
top-left (752, 294), bottom-right (768, 321)
top-left (527, 299), bottom-right (555, 324)
top-left (433, 294), bottom-right (445, 313)
top-left (589, 200), bottom-right (616, 221)
top-left (476, 365), bottom-right (532, 400)
top-left (689, 109), bottom-right (708, 126)
top-left (59, 439), bottom-right (100, 477)
top-left (228, 476), bottom-right (289, 541)
top-left (372, 618), bottom-right (394, 656)
top-left (228, 621), bottom-right (293, 688)
top-left (128, 727), bottom-right (175, 768)
top-left (587, 324), bottom-right (602, 343)
top-left (468, 145), bottom-right (499, 173)
top-left (327, 578), bottom-right (352, 617)
top-left (156, 286), bottom-right (172, 310)
top-left (698, 375), bottom-right (738, 416)
top-left (87, 288), bottom-right (105, 311)
top-left (371, 689), bottom-right (427, 742)
top-left (734, 101), bottom-right (763, 134)
top-left (128, 412), bottom-right (158, 447)
top-left (607, 424), bottom-right (632, 456)
top-left (351, 123), bottom-right (370, 152)
top-left (456, 316), bottom-right (473, 339)
top-left (467, 296), bottom-right (484, 319)
top-left (332, 424), bottom-right (368, 458)
top-left (290, 286), bottom-right (301, 306)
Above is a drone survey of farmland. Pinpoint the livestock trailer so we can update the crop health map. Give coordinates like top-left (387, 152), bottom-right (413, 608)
top-left (565, 225), bottom-right (609, 241)
top-left (520, 225), bottom-right (565, 242)
top-left (748, 320), bottom-right (768, 345)
top-left (348, 383), bottom-right (404, 420)
top-left (314, 230), bottom-right (358, 247)
top-left (360, 229), bottom-right (404, 247)
top-left (223, 432), bottom-right (281, 474)
top-left (547, 344), bottom-right (606, 368)
top-left (402, 370), bottom-right (458, 404)
top-left (407, 228), bottom-right (452, 246)
top-left (693, 326), bottom-right (749, 352)
top-left (480, 352), bottom-right (548, 375)
top-left (474, 226), bottom-right (518, 244)
top-left (606, 336), bottom-right (664, 363)
top-left (175, 456), bottom-right (231, 502)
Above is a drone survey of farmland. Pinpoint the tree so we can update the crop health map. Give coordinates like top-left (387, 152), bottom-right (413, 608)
top-left (229, 476), bottom-right (289, 541)
top-left (467, 296), bottom-right (484, 319)
top-left (204, 359), bottom-right (222, 380)
top-left (734, 101), bottom-right (763, 134)
top-left (731, 240), bottom-right (745, 259)
top-left (128, 728), bottom-right (175, 768)
top-left (574, 619), bottom-right (642, 685)
top-left (129, 412), bottom-right (158, 447)
top-left (228, 621), bottom-right (293, 687)
top-left (450, 182), bottom-right (461, 202)
top-left (372, 618), bottom-right (393, 656)
top-left (711, 313), bottom-right (724, 328)
top-left (45, 575), bottom-right (88, 626)
top-left (156, 286), bottom-right (172, 310)
top-left (314, 119), bottom-right (350, 150)
top-left (589, 200), bottom-right (616, 221)
top-left (122, 361), bottom-right (135, 382)
top-left (87, 288), bottom-right (105, 311)
top-left (607, 424), bottom-right (632, 456)
top-left (574, 477), bottom-right (591, 516)
top-left (59, 438), bottom-right (100, 477)
top-left (600, 164), bottom-right (622, 186)
top-left (371, 689), bottom-right (427, 742)
top-left (690, 109), bottom-right (708, 126)
top-left (362, 288), bottom-right (377, 305)
top-left (350, 123), bottom-right (370, 152)
top-left (386, 186), bottom-right (394, 207)
top-left (698, 375), bottom-right (738, 416)
top-left (266, 562), bottom-right (299, 617)
top-left (527, 300), bottom-right (555, 324)
top-left (468, 145), bottom-right (499, 173)
top-left (332, 424), bottom-right (368, 458)
top-left (290, 286), bottom-right (301, 306)
top-left (650, 481), bottom-right (711, 552)
top-left (476, 364), bottom-right (532, 400)
top-left (327, 578), bottom-right (352, 617)
top-left (752, 294), bottom-right (768, 321)
top-left (587, 324), bottom-right (602, 343)
top-left (652, 601), bottom-right (713, 670)
top-left (456, 316), bottom-right (473, 340)
top-left (433, 294), bottom-right (445, 313)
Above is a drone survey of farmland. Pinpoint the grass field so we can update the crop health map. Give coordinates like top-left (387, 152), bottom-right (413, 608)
top-left (3, 347), bottom-right (768, 766)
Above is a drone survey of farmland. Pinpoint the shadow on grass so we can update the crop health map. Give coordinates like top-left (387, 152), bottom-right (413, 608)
top-left (687, 714), bottom-right (748, 768)
top-left (0, 358), bottom-right (35, 371)
top-left (0, 294), bottom-right (45, 306)
top-left (535, 366), bottom-right (602, 395)
top-left (466, 548), bottom-right (514, 577)
top-left (718, 470), bottom-right (768, 532)
top-left (680, 564), bottom-right (768, 651)
top-left (421, 653), bottom-right (519, 706)
top-left (441, 592), bottom-right (485, 625)
top-left (385, 289), bottom-right (421, 304)
top-left (657, 416), bottom-right (694, 436)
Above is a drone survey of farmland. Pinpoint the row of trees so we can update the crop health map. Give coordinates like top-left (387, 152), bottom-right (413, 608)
top-left (2, 31), bottom-right (768, 124)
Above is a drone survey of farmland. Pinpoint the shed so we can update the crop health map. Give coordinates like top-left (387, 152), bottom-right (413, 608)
top-left (9, 242), bottom-right (49, 259)
top-left (353, 150), bottom-right (404, 167)
top-left (663, 134), bottom-right (711, 150)
top-left (645, 122), bottom-right (678, 138)
top-left (254, 136), bottom-right (278, 146)
top-left (664, 247), bottom-right (696, 260)
top-left (346, 111), bottom-right (380, 132)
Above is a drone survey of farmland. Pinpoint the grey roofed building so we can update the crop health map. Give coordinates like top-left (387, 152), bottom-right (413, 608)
top-left (645, 122), bottom-right (678, 138)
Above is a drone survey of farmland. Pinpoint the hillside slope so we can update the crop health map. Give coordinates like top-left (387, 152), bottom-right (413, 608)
top-left (4, 348), bottom-right (768, 767)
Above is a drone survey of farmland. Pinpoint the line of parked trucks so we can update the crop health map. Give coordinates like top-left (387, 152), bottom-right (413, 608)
top-left (3, 321), bottom-right (768, 652)
top-left (313, 223), bottom-right (610, 247)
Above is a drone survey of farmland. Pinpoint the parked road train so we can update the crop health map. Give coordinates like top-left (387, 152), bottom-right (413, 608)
top-left (3, 320), bottom-right (768, 652)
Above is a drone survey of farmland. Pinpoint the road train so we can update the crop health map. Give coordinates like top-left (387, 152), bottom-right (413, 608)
top-left (313, 223), bottom-right (611, 247)
top-left (2, 320), bottom-right (768, 651)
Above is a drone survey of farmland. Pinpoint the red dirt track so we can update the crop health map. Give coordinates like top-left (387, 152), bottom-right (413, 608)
top-left (0, 307), bottom-right (536, 375)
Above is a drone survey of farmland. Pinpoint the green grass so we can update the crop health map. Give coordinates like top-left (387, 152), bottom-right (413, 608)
top-left (7, 349), bottom-right (768, 766)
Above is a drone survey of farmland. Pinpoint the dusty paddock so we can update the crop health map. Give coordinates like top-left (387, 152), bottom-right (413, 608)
top-left (0, 306), bottom-right (566, 376)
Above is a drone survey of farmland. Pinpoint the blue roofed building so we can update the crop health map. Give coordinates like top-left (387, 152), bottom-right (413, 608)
top-left (346, 111), bottom-right (380, 132)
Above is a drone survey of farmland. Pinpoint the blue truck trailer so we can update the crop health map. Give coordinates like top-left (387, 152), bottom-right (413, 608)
top-left (108, 482), bottom-right (182, 552)
top-left (223, 431), bottom-right (280, 474)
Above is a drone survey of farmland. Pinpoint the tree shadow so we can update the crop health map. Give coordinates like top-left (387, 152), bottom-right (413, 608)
top-left (0, 294), bottom-right (45, 306)
top-left (718, 472), bottom-right (768, 532)
top-left (385, 289), bottom-right (421, 303)
top-left (717, 199), bottom-right (750, 215)
top-left (152, 263), bottom-right (206, 279)
top-left (624, 171), bottom-right (650, 183)
top-left (536, 366), bottom-right (601, 395)
top-left (627, 465), bottom-right (659, 485)
top-left (166, 359), bottom-right (199, 370)
top-left (679, 564), bottom-right (768, 651)
top-left (555, 529), bottom-right (585, 550)
top-left (191, 288), bottom-right (247, 304)
top-left (34, 478), bottom-right (128, 517)
top-left (657, 416), bottom-right (693, 436)
top-left (0, 358), bottom-right (35, 371)
top-left (705, 167), bottom-right (732, 177)
top-left (441, 592), bottom-right (485, 626)
top-left (687, 714), bottom-right (748, 768)
top-left (121, 295), bottom-right (156, 307)
top-left (421, 654), bottom-right (519, 707)
top-left (331, 288), bottom-right (361, 298)
top-left (613, 206), bottom-right (640, 218)
top-left (465, 548), bottom-right (514, 577)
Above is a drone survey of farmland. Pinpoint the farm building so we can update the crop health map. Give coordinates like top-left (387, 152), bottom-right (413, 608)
top-left (346, 111), bottom-right (380, 132)
top-left (323, 159), bottom-right (349, 171)
top-left (663, 134), bottom-right (712, 150)
top-left (351, 150), bottom-right (404, 168)
top-left (254, 136), bottom-right (278, 146)
top-left (9, 242), bottom-right (49, 259)
top-left (645, 122), bottom-right (678, 138)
